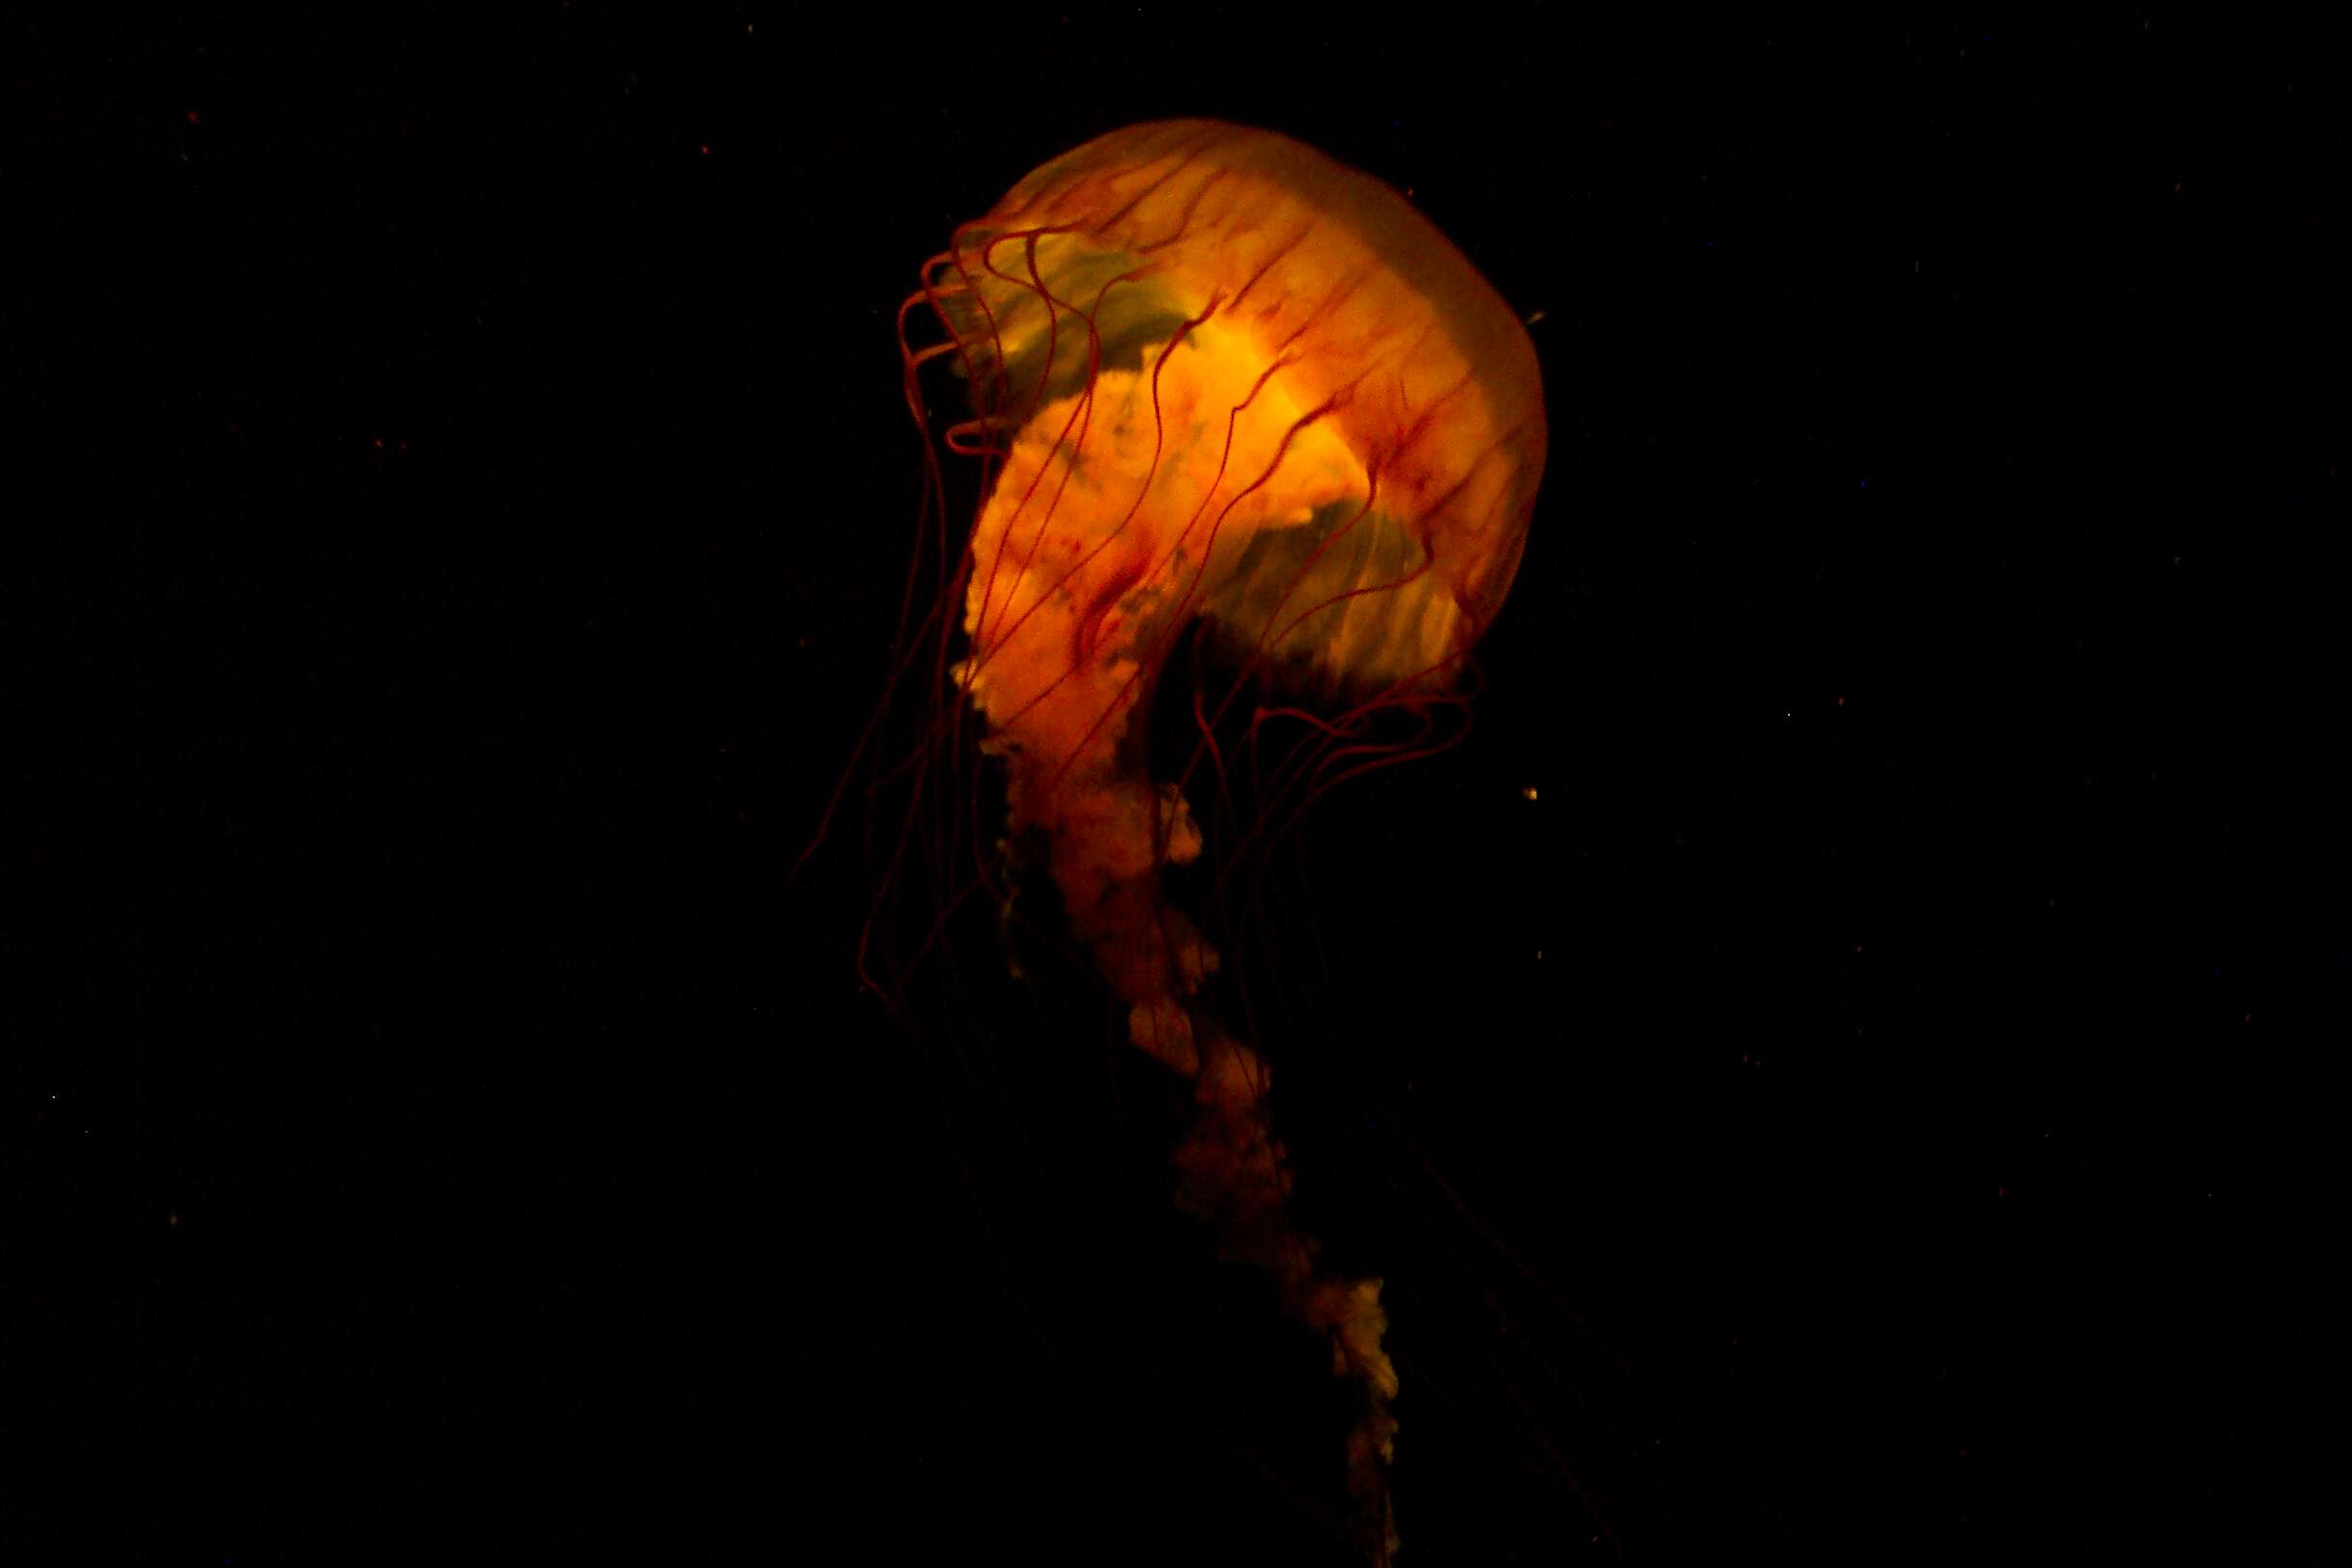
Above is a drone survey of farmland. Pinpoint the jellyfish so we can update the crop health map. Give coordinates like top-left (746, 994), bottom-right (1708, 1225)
top-left (872, 119), bottom-right (1544, 1562)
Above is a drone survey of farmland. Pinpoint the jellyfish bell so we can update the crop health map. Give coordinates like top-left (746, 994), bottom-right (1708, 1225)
top-left (871, 119), bottom-right (1546, 1562)
top-left (938, 119), bottom-right (1543, 686)
top-left (937, 126), bottom-right (1540, 693)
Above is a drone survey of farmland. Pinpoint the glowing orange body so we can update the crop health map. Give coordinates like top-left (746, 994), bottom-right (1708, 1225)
top-left (912, 120), bottom-right (1545, 1562)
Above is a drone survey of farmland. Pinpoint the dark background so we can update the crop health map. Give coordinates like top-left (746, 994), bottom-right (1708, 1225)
top-left (11, 12), bottom-right (2343, 1565)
